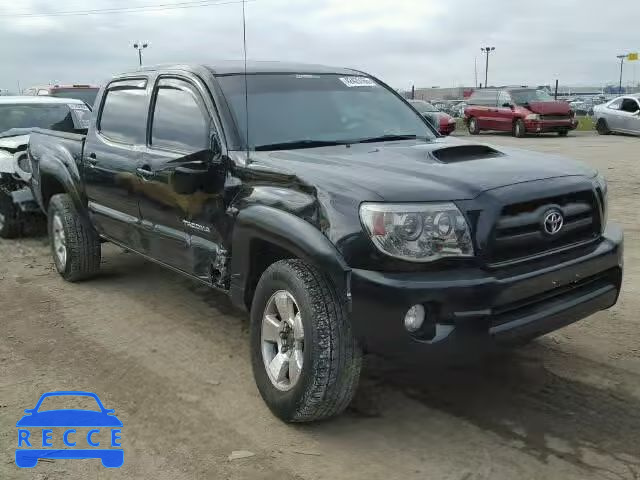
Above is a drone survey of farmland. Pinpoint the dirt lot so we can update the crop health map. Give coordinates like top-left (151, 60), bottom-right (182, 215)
top-left (1, 132), bottom-right (639, 480)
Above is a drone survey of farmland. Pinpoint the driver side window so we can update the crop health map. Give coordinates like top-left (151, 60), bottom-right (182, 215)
top-left (497, 91), bottom-right (511, 107)
top-left (620, 98), bottom-right (640, 113)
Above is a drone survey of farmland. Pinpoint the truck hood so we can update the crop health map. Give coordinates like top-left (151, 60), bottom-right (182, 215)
top-left (526, 101), bottom-right (572, 115)
top-left (246, 137), bottom-right (595, 202)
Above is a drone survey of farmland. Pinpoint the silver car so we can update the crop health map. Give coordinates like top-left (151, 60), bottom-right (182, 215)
top-left (593, 94), bottom-right (640, 136)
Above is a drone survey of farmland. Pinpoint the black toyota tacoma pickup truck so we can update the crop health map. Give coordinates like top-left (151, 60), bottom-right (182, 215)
top-left (28, 62), bottom-right (623, 422)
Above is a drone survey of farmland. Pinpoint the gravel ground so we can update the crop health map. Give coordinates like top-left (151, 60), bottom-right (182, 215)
top-left (1, 131), bottom-right (639, 480)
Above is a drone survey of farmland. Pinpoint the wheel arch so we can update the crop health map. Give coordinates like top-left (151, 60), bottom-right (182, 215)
top-left (229, 205), bottom-right (352, 312)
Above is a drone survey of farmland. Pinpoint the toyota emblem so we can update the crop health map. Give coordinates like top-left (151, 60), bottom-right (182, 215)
top-left (543, 210), bottom-right (564, 235)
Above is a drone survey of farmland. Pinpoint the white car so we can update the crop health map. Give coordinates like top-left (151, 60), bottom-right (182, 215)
top-left (592, 94), bottom-right (640, 136)
top-left (0, 96), bottom-right (90, 237)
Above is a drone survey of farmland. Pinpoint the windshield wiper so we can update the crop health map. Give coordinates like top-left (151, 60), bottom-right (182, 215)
top-left (354, 134), bottom-right (422, 143)
top-left (254, 139), bottom-right (350, 151)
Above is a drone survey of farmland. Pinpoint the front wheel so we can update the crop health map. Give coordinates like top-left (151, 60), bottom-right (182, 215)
top-left (513, 119), bottom-right (526, 138)
top-left (250, 259), bottom-right (362, 422)
top-left (47, 194), bottom-right (101, 281)
top-left (467, 117), bottom-right (480, 135)
top-left (558, 130), bottom-right (568, 137)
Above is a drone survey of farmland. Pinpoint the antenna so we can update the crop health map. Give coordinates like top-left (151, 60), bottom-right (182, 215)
top-left (242, 0), bottom-right (250, 162)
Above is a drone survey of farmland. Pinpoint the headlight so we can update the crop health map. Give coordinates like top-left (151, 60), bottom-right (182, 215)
top-left (359, 202), bottom-right (474, 262)
top-left (525, 114), bottom-right (541, 121)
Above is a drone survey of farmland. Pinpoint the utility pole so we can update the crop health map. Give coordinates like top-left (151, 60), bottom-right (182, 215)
top-left (480, 47), bottom-right (495, 88)
top-left (616, 54), bottom-right (626, 93)
top-left (474, 56), bottom-right (478, 88)
top-left (133, 42), bottom-right (149, 67)
top-left (554, 79), bottom-right (558, 100)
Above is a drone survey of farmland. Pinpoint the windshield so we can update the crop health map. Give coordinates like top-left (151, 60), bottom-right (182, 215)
top-left (409, 100), bottom-right (438, 113)
top-left (510, 89), bottom-right (554, 105)
top-left (51, 88), bottom-right (99, 107)
top-left (218, 74), bottom-right (435, 150)
top-left (0, 104), bottom-right (80, 135)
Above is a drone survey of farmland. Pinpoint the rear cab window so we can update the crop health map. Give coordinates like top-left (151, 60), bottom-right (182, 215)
top-left (98, 78), bottom-right (148, 144)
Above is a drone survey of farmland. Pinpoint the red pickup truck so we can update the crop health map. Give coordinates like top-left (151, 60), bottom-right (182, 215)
top-left (464, 88), bottom-right (578, 137)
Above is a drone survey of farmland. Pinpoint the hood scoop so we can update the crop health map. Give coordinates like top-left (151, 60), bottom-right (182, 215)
top-left (429, 144), bottom-right (504, 163)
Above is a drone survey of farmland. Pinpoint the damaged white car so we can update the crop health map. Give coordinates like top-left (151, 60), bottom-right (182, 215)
top-left (0, 96), bottom-right (90, 237)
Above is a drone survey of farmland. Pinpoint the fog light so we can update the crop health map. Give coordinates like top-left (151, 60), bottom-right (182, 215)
top-left (404, 304), bottom-right (425, 332)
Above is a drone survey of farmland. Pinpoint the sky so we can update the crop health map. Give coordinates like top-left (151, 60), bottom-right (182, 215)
top-left (1, 0), bottom-right (639, 92)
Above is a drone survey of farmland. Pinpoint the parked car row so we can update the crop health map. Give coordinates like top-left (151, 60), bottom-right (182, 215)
top-left (0, 62), bottom-right (625, 424)
top-left (408, 99), bottom-right (456, 135)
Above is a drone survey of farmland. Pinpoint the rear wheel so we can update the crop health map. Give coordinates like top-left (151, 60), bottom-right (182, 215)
top-left (596, 118), bottom-right (610, 135)
top-left (558, 130), bottom-right (568, 137)
top-left (47, 194), bottom-right (101, 281)
top-left (250, 259), bottom-right (362, 422)
top-left (513, 119), bottom-right (526, 138)
top-left (0, 192), bottom-right (21, 239)
top-left (467, 117), bottom-right (480, 135)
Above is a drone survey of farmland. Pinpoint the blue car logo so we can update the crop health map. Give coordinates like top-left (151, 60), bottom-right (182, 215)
top-left (16, 391), bottom-right (123, 468)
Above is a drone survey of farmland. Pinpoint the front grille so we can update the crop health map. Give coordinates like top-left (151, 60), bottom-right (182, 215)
top-left (541, 114), bottom-right (571, 121)
top-left (488, 190), bottom-right (600, 264)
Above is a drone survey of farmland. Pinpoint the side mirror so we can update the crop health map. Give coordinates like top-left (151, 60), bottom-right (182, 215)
top-left (502, 103), bottom-right (513, 109)
top-left (24, 409), bottom-right (34, 414)
top-left (210, 132), bottom-right (222, 165)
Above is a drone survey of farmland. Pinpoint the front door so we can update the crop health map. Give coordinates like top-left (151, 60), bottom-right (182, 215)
top-left (493, 91), bottom-right (515, 131)
top-left (83, 78), bottom-right (149, 249)
top-left (138, 76), bottom-right (226, 280)
top-left (619, 97), bottom-right (640, 134)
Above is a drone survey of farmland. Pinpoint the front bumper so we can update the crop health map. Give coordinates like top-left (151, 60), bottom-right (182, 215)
top-left (525, 118), bottom-right (578, 133)
top-left (349, 224), bottom-right (623, 358)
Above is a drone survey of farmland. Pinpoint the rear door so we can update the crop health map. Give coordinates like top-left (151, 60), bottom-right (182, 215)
top-left (138, 75), bottom-right (225, 277)
top-left (83, 78), bottom-right (149, 249)
top-left (470, 90), bottom-right (498, 129)
top-left (493, 90), bottom-right (514, 131)
top-left (604, 98), bottom-right (624, 131)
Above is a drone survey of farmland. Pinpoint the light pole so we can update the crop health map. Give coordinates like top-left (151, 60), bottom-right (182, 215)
top-left (616, 54), bottom-right (626, 93)
top-left (133, 42), bottom-right (148, 67)
top-left (480, 47), bottom-right (495, 88)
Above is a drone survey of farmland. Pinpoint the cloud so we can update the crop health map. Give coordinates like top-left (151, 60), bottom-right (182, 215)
top-left (0, 0), bottom-right (639, 93)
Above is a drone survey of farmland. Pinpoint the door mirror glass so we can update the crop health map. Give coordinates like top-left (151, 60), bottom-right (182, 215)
top-left (502, 103), bottom-right (512, 108)
top-left (210, 132), bottom-right (222, 164)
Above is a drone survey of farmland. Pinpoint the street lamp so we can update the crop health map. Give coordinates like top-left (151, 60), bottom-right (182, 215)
top-left (480, 46), bottom-right (495, 88)
top-left (616, 54), bottom-right (627, 94)
top-left (133, 42), bottom-right (149, 67)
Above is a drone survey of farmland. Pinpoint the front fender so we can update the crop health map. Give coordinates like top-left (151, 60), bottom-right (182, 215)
top-left (229, 205), bottom-right (352, 311)
top-left (32, 142), bottom-right (86, 217)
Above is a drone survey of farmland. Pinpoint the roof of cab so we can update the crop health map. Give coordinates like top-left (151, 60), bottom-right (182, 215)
top-left (0, 96), bottom-right (86, 105)
top-left (118, 61), bottom-right (361, 77)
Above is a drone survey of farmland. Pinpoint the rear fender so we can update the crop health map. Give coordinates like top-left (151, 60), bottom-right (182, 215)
top-left (229, 205), bottom-right (352, 311)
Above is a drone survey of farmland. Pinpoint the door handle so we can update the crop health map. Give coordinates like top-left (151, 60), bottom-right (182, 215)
top-left (136, 166), bottom-right (155, 179)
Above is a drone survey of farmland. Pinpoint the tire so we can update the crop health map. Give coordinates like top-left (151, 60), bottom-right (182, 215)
top-left (558, 130), bottom-right (568, 137)
top-left (596, 118), bottom-right (610, 135)
top-left (250, 259), bottom-right (362, 422)
top-left (0, 192), bottom-right (21, 239)
top-left (467, 117), bottom-right (480, 135)
top-left (513, 119), bottom-right (526, 138)
top-left (47, 194), bottom-right (101, 282)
